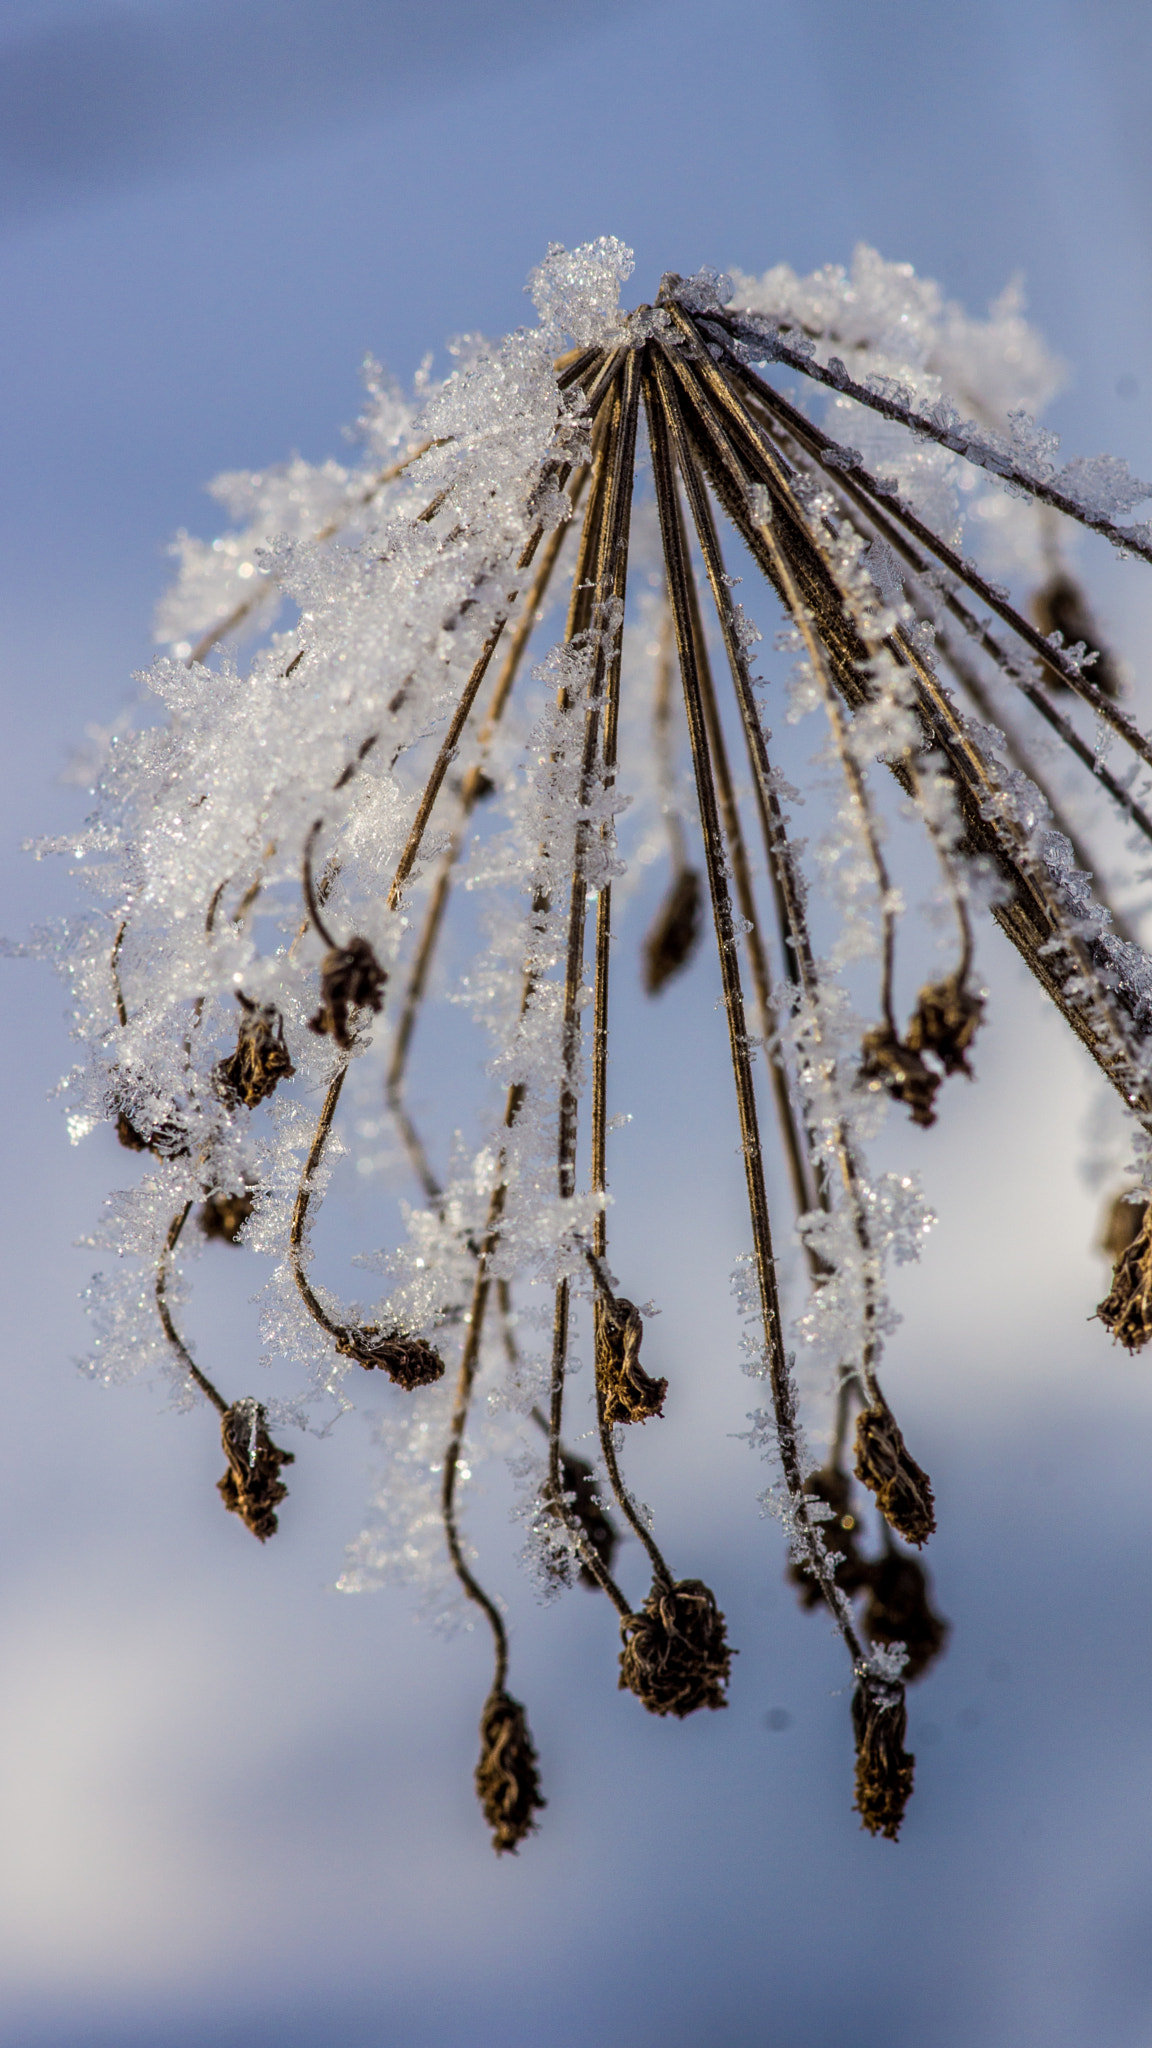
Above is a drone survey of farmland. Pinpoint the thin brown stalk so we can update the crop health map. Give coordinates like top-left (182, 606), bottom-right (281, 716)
top-left (645, 361), bottom-right (866, 1657)
top-left (288, 1065), bottom-right (350, 1341)
top-left (155, 1202), bottom-right (228, 1415)
top-left (711, 306), bottom-right (1152, 574)
top-left (713, 334), bottom-right (1152, 775)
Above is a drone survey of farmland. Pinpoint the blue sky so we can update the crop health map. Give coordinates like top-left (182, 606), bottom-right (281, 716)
top-left (4, 4), bottom-right (1152, 2044)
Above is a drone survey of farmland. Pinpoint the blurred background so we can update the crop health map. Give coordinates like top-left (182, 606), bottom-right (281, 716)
top-left (4, 1), bottom-right (1152, 2043)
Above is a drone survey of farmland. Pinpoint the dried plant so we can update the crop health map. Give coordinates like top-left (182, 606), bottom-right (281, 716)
top-left (31, 238), bottom-right (1152, 1848)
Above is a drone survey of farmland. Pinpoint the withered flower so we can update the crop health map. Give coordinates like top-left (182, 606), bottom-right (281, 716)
top-left (618, 1577), bottom-right (732, 1717)
top-left (116, 1111), bottom-right (149, 1152)
top-left (217, 1399), bottom-right (295, 1542)
top-left (198, 1189), bottom-right (254, 1244)
top-left (788, 1466), bottom-right (868, 1611)
top-left (852, 1678), bottom-right (915, 1840)
top-left (475, 1688), bottom-right (546, 1854)
top-left (596, 1296), bottom-right (667, 1426)
top-left (859, 1026), bottom-right (941, 1128)
top-left (113, 1096), bottom-right (191, 1159)
top-left (854, 1401), bottom-right (936, 1546)
top-left (1098, 1212), bottom-right (1152, 1350)
top-left (1030, 569), bottom-right (1122, 699)
top-left (906, 973), bottom-right (985, 1078)
top-left (333, 1323), bottom-right (445, 1387)
top-left (307, 936), bottom-right (387, 1050)
top-left (214, 992), bottom-right (295, 1109)
top-left (642, 866), bottom-right (703, 995)
top-left (860, 1551), bottom-right (950, 1684)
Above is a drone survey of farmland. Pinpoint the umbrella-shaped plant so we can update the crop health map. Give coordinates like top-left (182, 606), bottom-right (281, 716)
top-left (33, 237), bottom-right (1152, 1846)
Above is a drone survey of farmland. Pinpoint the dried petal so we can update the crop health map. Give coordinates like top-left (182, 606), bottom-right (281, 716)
top-left (214, 996), bottom-right (295, 1109)
top-left (198, 1190), bottom-right (254, 1244)
top-left (475, 1688), bottom-right (545, 1854)
top-left (307, 936), bottom-right (387, 1049)
top-left (859, 1025), bottom-right (940, 1127)
top-left (854, 1402), bottom-right (936, 1546)
top-left (596, 1297), bottom-right (667, 1425)
top-left (1030, 570), bottom-right (1121, 698)
top-left (905, 973), bottom-right (984, 1077)
top-left (116, 1112), bottom-right (149, 1153)
top-left (217, 1399), bottom-right (295, 1542)
top-left (852, 1679), bottom-right (915, 1839)
top-left (642, 866), bottom-right (703, 995)
top-left (333, 1324), bottom-right (444, 1387)
top-left (619, 1577), bottom-right (732, 1717)
top-left (787, 1465), bottom-right (867, 1611)
top-left (1098, 1213), bottom-right (1152, 1350)
top-left (860, 1551), bottom-right (950, 1683)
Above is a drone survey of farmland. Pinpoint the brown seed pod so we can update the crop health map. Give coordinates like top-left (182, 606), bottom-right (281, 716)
top-left (618, 1577), bottom-right (733, 1718)
top-left (1029, 569), bottom-right (1121, 699)
top-left (852, 1678), bottom-right (915, 1840)
top-left (1098, 1212), bottom-right (1152, 1350)
top-left (859, 1025), bottom-right (941, 1128)
top-left (111, 1088), bottom-right (191, 1159)
top-left (198, 1189), bottom-right (255, 1244)
top-left (1100, 1189), bottom-right (1148, 1263)
top-left (214, 994), bottom-right (295, 1109)
top-left (787, 1465), bottom-right (868, 1612)
top-left (216, 1399), bottom-right (295, 1542)
top-left (906, 973), bottom-right (984, 1077)
top-left (333, 1324), bottom-right (445, 1387)
top-left (540, 1452), bottom-right (620, 1591)
top-left (474, 1688), bottom-right (546, 1855)
top-left (596, 1297), bottom-right (667, 1426)
top-left (860, 1550), bottom-right (950, 1684)
top-left (642, 866), bottom-right (703, 995)
top-left (307, 936), bottom-right (387, 1049)
top-left (854, 1402), bottom-right (936, 1547)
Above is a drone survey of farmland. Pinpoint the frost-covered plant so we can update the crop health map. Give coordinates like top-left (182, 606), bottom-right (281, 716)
top-left (29, 237), bottom-right (1152, 1847)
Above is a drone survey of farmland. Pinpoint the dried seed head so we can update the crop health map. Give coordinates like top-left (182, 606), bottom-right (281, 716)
top-left (852, 1679), bottom-right (915, 1839)
top-left (859, 1025), bottom-right (941, 1128)
top-left (642, 867), bottom-right (703, 995)
top-left (111, 1086), bottom-right (191, 1159)
top-left (1029, 570), bottom-right (1121, 699)
top-left (619, 1577), bottom-right (733, 1717)
top-left (860, 1551), bottom-right (950, 1684)
top-left (596, 1297), bottom-right (667, 1426)
top-left (307, 937), bottom-right (387, 1050)
top-left (1098, 1212), bottom-right (1152, 1350)
top-left (475, 1688), bottom-right (546, 1854)
top-left (1100, 1189), bottom-right (1147, 1263)
top-left (198, 1189), bottom-right (254, 1244)
top-left (214, 995), bottom-right (295, 1109)
top-left (333, 1324), bottom-right (445, 1387)
top-left (788, 1465), bottom-right (867, 1611)
top-left (541, 1452), bottom-right (619, 1591)
top-left (905, 973), bottom-right (984, 1077)
top-left (854, 1402), bottom-right (936, 1546)
top-left (217, 1399), bottom-right (295, 1542)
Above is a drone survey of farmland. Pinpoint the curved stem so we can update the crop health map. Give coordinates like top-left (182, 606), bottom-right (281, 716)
top-left (301, 821), bottom-right (340, 950)
top-left (288, 1065), bottom-right (350, 1340)
top-left (155, 1203), bottom-right (229, 1415)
